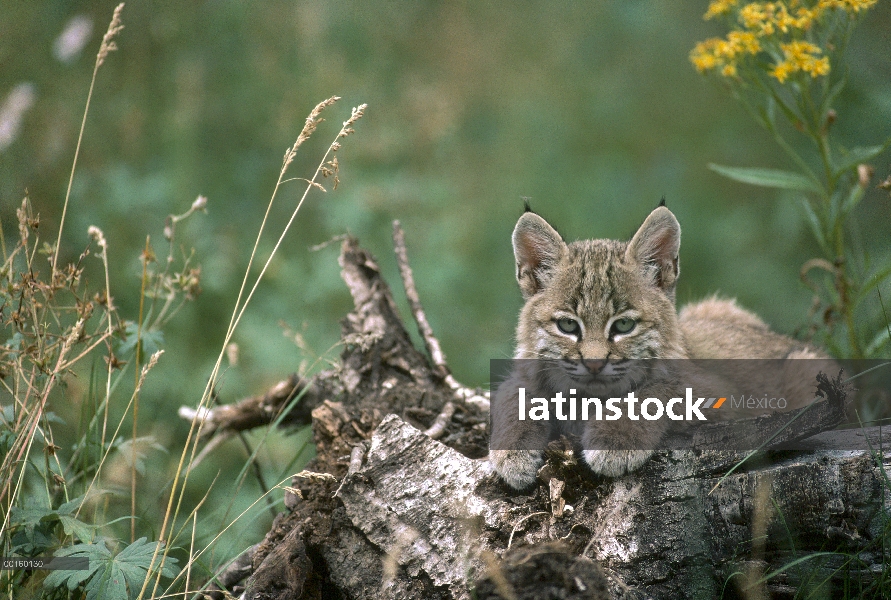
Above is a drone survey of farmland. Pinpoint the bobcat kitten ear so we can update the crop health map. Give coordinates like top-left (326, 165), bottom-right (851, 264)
top-left (626, 206), bottom-right (681, 295)
top-left (512, 212), bottom-right (565, 298)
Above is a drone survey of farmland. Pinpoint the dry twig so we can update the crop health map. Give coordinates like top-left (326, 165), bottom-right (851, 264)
top-left (423, 402), bottom-right (456, 440)
top-left (392, 221), bottom-right (490, 410)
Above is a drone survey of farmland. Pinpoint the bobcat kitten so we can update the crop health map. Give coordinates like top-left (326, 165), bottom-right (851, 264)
top-left (490, 204), bottom-right (824, 489)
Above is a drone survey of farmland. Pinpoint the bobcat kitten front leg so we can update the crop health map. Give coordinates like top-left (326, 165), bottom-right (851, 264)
top-left (581, 449), bottom-right (655, 478)
top-left (580, 383), bottom-right (670, 477)
top-left (489, 449), bottom-right (545, 490)
top-left (488, 379), bottom-right (552, 489)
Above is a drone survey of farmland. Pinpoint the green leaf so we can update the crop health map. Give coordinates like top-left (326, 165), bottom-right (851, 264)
top-left (140, 329), bottom-right (164, 355)
top-left (708, 164), bottom-right (823, 194)
top-left (4, 332), bottom-right (24, 351)
top-left (754, 97), bottom-right (776, 130)
top-left (43, 411), bottom-right (66, 425)
top-left (56, 490), bottom-right (112, 515)
top-left (58, 515), bottom-right (95, 544)
top-left (43, 538), bottom-right (179, 600)
top-left (13, 496), bottom-right (96, 544)
top-left (840, 181), bottom-right (865, 217)
top-left (118, 322), bottom-right (165, 357)
top-left (8, 500), bottom-right (58, 555)
top-left (114, 436), bottom-right (166, 476)
top-left (865, 329), bottom-right (891, 357)
top-left (116, 537), bottom-right (179, 596)
top-left (832, 142), bottom-right (890, 178)
top-left (799, 199), bottom-right (828, 254)
top-left (10, 499), bottom-right (53, 528)
top-left (855, 264), bottom-right (891, 309)
top-left (765, 96), bottom-right (776, 129)
top-left (56, 496), bottom-right (84, 516)
top-left (43, 542), bottom-right (111, 592)
top-left (821, 77), bottom-right (847, 116)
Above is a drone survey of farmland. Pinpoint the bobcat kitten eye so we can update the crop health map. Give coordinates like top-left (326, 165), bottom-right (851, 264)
top-left (611, 318), bottom-right (636, 334)
top-left (556, 317), bottom-right (580, 335)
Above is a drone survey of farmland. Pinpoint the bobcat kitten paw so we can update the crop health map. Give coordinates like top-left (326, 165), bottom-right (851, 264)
top-left (582, 449), bottom-right (654, 477)
top-left (489, 449), bottom-right (544, 490)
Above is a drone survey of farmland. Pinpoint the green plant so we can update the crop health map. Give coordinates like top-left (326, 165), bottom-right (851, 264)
top-left (1, 5), bottom-right (190, 597)
top-left (694, 3), bottom-right (891, 597)
top-left (691, 0), bottom-right (891, 358)
top-left (1, 0), bottom-right (367, 594)
top-left (44, 537), bottom-right (178, 600)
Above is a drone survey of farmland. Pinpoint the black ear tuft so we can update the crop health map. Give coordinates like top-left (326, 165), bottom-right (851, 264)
top-left (522, 197), bottom-right (534, 214)
top-left (658, 196), bottom-right (666, 208)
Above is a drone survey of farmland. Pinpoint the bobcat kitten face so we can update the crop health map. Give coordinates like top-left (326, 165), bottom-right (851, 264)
top-left (513, 207), bottom-right (687, 395)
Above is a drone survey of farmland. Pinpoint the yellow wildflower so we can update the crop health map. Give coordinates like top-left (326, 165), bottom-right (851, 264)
top-left (793, 7), bottom-right (818, 29)
top-left (689, 35), bottom-right (756, 77)
top-left (782, 40), bottom-right (823, 64)
top-left (739, 2), bottom-right (776, 35)
top-left (727, 30), bottom-right (761, 55)
top-left (818, 0), bottom-right (878, 12)
top-left (705, 0), bottom-right (737, 19)
top-left (693, 0), bottom-right (876, 85)
top-left (689, 24), bottom-right (762, 77)
top-left (804, 55), bottom-right (830, 77)
top-left (774, 4), bottom-right (796, 32)
top-left (771, 61), bottom-right (795, 83)
top-left (690, 38), bottom-right (724, 72)
top-left (771, 40), bottom-right (831, 82)
top-left (736, 1), bottom-right (822, 35)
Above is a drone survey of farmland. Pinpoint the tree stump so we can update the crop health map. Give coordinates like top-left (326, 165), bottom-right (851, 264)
top-left (188, 233), bottom-right (890, 600)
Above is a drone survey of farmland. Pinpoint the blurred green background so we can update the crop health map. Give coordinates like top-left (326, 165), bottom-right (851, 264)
top-left (2, 0), bottom-right (890, 566)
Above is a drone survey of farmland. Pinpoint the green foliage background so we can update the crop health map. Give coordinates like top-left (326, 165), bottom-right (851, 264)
top-left (2, 0), bottom-right (890, 564)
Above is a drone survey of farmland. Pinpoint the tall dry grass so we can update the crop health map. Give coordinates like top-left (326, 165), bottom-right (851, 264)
top-left (0, 3), bottom-right (366, 597)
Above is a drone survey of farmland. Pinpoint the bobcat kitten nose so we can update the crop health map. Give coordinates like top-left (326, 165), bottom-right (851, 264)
top-left (582, 359), bottom-right (607, 374)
